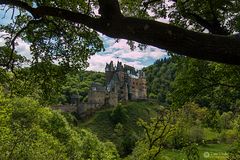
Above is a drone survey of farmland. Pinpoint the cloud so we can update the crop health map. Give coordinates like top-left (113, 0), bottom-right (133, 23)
top-left (1, 33), bottom-right (167, 72)
top-left (15, 38), bottom-right (31, 59)
top-left (0, 31), bottom-right (7, 46)
top-left (0, 32), bottom-right (32, 59)
top-left (87, 52), bottom-right (146, 72)
top-left (87, 36), bottom-right (167, 72)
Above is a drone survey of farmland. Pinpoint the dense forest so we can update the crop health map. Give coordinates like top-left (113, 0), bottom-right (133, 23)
top-left (1, 56), bottom-right (240, 159)
top-left (144, 57), bottom-right (240, 111)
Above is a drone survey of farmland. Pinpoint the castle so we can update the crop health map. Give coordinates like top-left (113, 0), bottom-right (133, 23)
top-left (105, 61), bottom-right (147, 101)
top-left (53, 61), bottom-right (147, 118)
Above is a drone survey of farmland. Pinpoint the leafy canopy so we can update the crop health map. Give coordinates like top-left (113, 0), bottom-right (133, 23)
top-left (1, 0), bottom-right (240, 67)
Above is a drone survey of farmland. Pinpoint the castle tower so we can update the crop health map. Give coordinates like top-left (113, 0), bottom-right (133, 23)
top-left (105, 61), bottom-right (115, 83)
top-left (116, 61), bottom-right (124, 71)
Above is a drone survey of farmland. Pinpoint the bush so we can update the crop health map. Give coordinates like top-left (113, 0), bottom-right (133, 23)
top-left (189, 126), bottom-right (204, 144)
top-left (203, 128), bottom-right (220, 143)
top-left (219, 112), bottom-right (234, 130)
top-left (228, 141), bottom-right (240, 160)
top-left (220, 130), bottom-right (238, 143)
top-left (184, 143), bottom-right (200, 160)
top-left (110, 104), bottom-right (129, 125)
top-left (113, 123), bottom-right (137, 157)
top-left (171, 128), bottom-right (189, 149)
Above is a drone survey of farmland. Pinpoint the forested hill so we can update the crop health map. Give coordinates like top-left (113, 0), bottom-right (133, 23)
top-left (143, 57), bottom-right (177, 105)
top-left (144, 56), bottom-right (240, 111)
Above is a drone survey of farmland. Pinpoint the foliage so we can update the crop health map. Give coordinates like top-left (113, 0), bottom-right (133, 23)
top-left (170, 103), bottom-right (206, 149)
top-left (110, 104), bottom-right (129, 125)
top-left (143, 58), bottom-right (177, 104)
top-left (0, 87), bottom-right (119, 160)
top-left (184, 143), bottom-right (200, 160)
top-left (61, 71), bottom-right (105, 104)
top-left (113, 123), bottom-right (137, 157)
top-left (228, 141), bottom-right (240, 160)
top-left (81, 101), bottom-right (164, 157)
top-left (0, 0), bottom-right (103, 71)
top-left (128, 109), bottom-right (176, 160)
top-left (120, 0), bottom-right (240, 32)
top-left (0, 68), bottom-right (105, 104)
top-left (220, 130), bottom-right (238, 144)
top-left (171, 57), bottom-right (240, 110)
top-left (0, 62), bottom-right (69, 104)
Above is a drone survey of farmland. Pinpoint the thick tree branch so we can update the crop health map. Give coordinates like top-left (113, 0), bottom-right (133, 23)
top-left (98, 0), bottom-right (122, 19)
top-left (1, 0), bottom-right (240, 65)
top-left (182, 12), bottom-right (229, 35)
top-left (173, 0), bottom-right (229, 35)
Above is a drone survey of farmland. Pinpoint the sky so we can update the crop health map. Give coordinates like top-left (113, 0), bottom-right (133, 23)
top-left (0, 6), bottom-right (168, 72)
top-left (87, 36), bottom-right (167, 72)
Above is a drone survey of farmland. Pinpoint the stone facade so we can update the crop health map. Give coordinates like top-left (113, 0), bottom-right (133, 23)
top-left (76, 82), bottom-right (118, 118)
top-left (105, 61), bottom-right (147, 101)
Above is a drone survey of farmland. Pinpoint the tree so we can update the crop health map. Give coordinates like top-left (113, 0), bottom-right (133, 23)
top-left (0, 87), bottom-right (120, 159)
top-left (0, 0), bottom-right (240, 66)
top-left (171, 57), bottom-right (240, 110)
top-left (128, 108), bottom-right (176, 160)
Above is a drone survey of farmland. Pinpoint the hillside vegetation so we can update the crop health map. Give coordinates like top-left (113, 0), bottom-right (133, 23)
top-left (1, 57), bottom-right (240, 159)
top-left (79, 100), bottom-right (239, 159)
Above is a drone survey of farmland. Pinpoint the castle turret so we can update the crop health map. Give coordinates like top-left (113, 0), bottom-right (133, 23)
top-left (105, 61), bottom-right (115, 83)
top-left (117, 61), bottom-right (124, 71)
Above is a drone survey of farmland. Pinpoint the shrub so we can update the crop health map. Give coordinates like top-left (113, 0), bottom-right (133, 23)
top-left (110, 104), bottom-right (129, 125)
top-left (220, 130), bottom-right (238, 143)
top-left (228, 141), bottom-right (240, 160)
top-left (184, 143), bottom-right (200, 160)
top-left (189, 126), bottom-right (204, 144)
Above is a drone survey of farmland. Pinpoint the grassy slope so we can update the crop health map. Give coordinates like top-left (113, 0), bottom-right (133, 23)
top-left (161, 144), bottom-right (230, 160)
top-left (78, 101), bottom-right (231, 159)
top-left (79, 100), bottom-right (161, 142)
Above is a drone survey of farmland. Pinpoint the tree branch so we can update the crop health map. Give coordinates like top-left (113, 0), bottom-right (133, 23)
top-left (1, 0), bottom-right (240, 65)
top-left (98, 0), bottom-right (122, 19)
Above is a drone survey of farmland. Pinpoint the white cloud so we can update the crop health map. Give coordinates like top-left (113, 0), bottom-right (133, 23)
top-left (87, 37), bottom-right (167, 72)
top-left (87, 53), bottom-right (146, 72)
top-left (15, 38), bottom-right (31, 59)
top-left (87, 53), bottom-right (119, 72)
top-left (0, 31), bottom-right (6, 46)
top-left (0, 39), bottom-right (4, 46)
top-left (1, 32), bottom-right (168, 72)
top-left (0, 31), bottom-right (32, 59)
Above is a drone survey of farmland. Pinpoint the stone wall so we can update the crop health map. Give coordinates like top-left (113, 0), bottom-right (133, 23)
top-left (75, 89), bottom-right (118, 118)
top-left (77, 103), bottom-right (102, 117)
top-left (52, 105), bottom-right (77, 113)
top-left (88, 90), bottom-right (106, 105)
top-left (108, 92), bottom-right (118, 106)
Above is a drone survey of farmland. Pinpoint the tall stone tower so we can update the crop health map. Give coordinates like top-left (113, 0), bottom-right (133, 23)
top-left (105, 61), bottom-right (115, 83)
